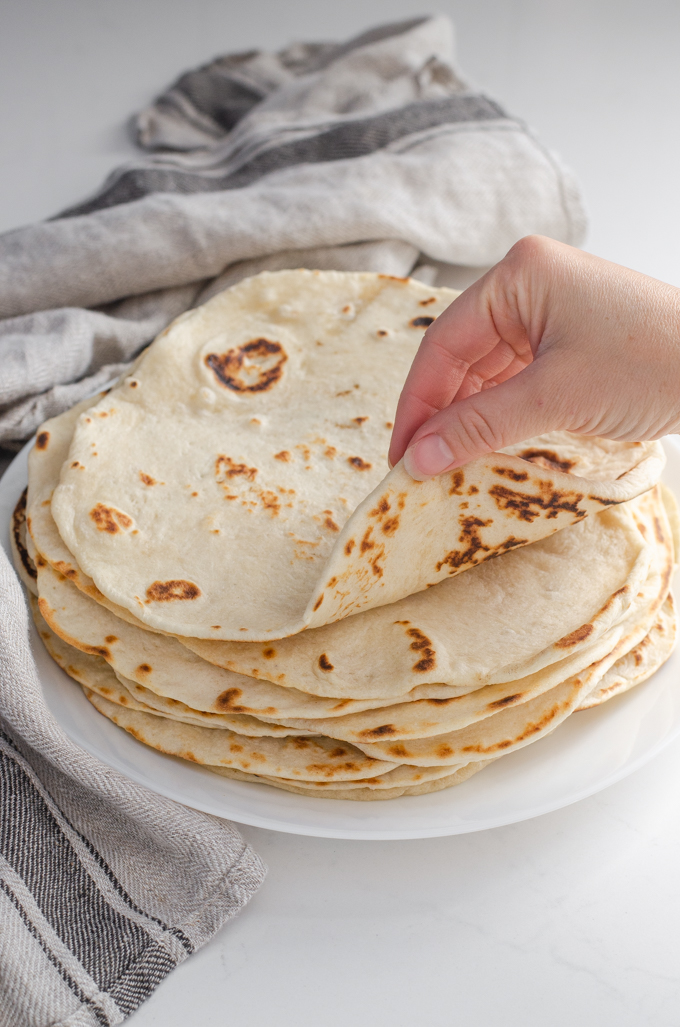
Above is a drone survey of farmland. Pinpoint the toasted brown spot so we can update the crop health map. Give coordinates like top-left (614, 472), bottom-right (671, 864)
top-left (468, 485), bottom-right (479, 495)
top-left (36, 431), bottom-right (49, 450)
top-left (419, 296), bottom-right (437, 306)
top-left (139, 472), bottom-right (156, 486)
top-left (215, 689), bottom-right (247, 713)
top-left (324, 516), bottom-right (339, 532)
top-left (654, 516), bottom-right (666, 544)
top-left (379, 274), bottom-right (409, 282)
top-left (104, 635), bottom-right (118, 644)
top-left (89, 503), bottom-right (133, 534)
top-left (347, 456), bottom-right (372, 471)
top-left (520, 449), bottom-right (576, 473)
top-left (330, 747), bottom-right (347, 758)
top-left (449, 470), bottom-right (465, 496)
top-left (436, 743), bottom-right (454, 758)
top-left (360, 724), bottom-right (397, 738)
top-left (410, 316), bottom-right (435, 328)
top-left (136, 663), bottom-right (152, 675)
top-left (324, 446), bottom-right (337, 459)
top-left (230, 743), bottom-right (244, 753)
top-left (261, 491), bottom-right (281, 516)
top-left (327, 576), bottom-right (338, 588)
top-left (381, 516), bottom-right (400, 535)
top-left (71, 461), bottom-right (80, 468)
top-left (145, 580), bottom-right (201, 602)
top-left (360, 527), bottom-right (375, 553)
top-left (370, 496), bottom-right (391, 518)
top-left (555, 623), bottom-right (594, 648)
top-left (274, 450), bottom-right (291, 462)
top-left (262, 648), bottom-right (276, 659)
top-left (344, 538), bottom-right (355, 556)
top-left (376, 329), bottom-right (388, 337)
top-left (405, 627), bottom-right (436, 672)
top-left (82, 644), bottom-right (110, 659)
top-left (318, 653), bottom-right (334, 671)
top-left (588, 495), bottom-right (619, 507)
top-left (215, 454), bottom-right (257, 483)
top-left (488, 482), bottom-right (585, 523)
top-left (313, 594), bottom-right (324, 611)
top-left (353, 416), bottom-right (369, 426)
top-left (387, 744), bottom-right (409, 758)
top-left (436, 515), bottom-right (526, 573)
top-left (206, 338), bottom-right (287, 392)
top-left (493, 466), bottom-right (529, 482)
top-left (385, 421), bottom-right (393, 429)
top-left (487, 693), bottom-right (524, 710)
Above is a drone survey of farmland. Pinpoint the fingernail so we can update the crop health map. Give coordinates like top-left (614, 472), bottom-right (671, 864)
top-left (403, 434), bottom-right (454, 480)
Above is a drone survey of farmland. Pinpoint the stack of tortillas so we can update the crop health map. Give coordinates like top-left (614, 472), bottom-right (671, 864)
top-left (11, 270), bottom-right (679, 800)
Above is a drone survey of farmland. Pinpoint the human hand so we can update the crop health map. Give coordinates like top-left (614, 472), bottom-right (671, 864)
top-left (389, 235), bottom-right (680, 479)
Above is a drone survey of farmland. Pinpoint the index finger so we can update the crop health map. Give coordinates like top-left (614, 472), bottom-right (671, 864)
top-left (389, 278), bottom-right (504, 465)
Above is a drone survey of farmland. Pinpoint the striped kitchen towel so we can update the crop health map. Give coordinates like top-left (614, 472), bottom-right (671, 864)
top-left (0, 541), bottom-right (266, 1026)
top-left (0, 14), bottom-right (586, 452)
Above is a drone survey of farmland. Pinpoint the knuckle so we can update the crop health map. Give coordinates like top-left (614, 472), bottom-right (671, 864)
top-left (450, 406), bottom-right (504, 457)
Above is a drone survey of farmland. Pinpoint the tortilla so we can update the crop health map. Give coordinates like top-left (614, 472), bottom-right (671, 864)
top-left (578, 594), bottom-right (677, 709)
top-left (31, 600), bottom-right (316, 737)
top-left (208, 761), bottom-right (493, 800)
top-left (182, 497), bottom-right (652, 697)
top-left (35, 561), bottom-right (472, 718)
top-left (50, 269), bottom-right (664, 640)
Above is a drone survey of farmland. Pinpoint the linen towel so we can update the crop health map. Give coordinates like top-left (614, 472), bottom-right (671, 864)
top-left (0, 14), bottom-right (586, 452)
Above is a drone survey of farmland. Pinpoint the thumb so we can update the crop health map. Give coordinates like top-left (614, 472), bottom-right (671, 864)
top-left (402, 359), bottom-right (564, 480)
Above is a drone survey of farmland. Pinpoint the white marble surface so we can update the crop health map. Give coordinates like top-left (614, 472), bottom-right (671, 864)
top-left (3, 1), bottom-right (680, 1023)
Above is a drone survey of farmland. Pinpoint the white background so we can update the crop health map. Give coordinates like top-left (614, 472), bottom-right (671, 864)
top-left (2, 2), bottom-right (680, 1024)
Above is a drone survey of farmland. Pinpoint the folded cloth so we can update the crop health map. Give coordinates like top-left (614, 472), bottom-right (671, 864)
top-left (0, 14), bottom-right (586, 451)
top-left (0, 546), bottom-right (266, 1027)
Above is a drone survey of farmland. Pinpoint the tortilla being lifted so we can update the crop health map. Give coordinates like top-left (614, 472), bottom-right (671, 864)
top-left (51, 270), bottom-right (664, 641)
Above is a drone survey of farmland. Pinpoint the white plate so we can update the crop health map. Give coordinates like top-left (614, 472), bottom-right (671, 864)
top-left (2, 438), bottom-right (680, 840)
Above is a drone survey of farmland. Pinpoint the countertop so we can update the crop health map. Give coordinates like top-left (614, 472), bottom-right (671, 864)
top-left (2, 1), bottom-right (680, 1023)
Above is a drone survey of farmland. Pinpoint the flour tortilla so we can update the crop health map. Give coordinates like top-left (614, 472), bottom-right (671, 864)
top-left (84, 691), bottom-right (401, 781)
top-left (26, 395), bottom-right (159, 628)
top-left (32, 404), bottom-right (653, 701)
top-left (31, 600), bottom-right (316, 737)
top-left (183, 497), bottom-right (651, 697)
top-left (35, 561), bottom-right (471, 718)
top-left (50, 269), bottom-right (665, 640)
top-left (351, 494), bottom-right (674, 766)
top-left (578, 594), bottom-right (677, 710)
top-left (10, 490), bottom-right (38, 596)
top-left (208, 761), bottom-right (493, 800)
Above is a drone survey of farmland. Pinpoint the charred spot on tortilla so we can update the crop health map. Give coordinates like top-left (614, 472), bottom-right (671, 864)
top-left (205, 338), bottom-right (287, 392)
top-left (555, 623), bottom-right (594, 648)
top-left (36, 431), bottom-right (50, 450)
top-left (318, 653), bottom-right (334, 671)
top-left (520, 449), bottom-right (576, 473)
top-left (347, 456), bottom-right (372, 471)
top-left (89, 503), bottom-right (133, 534)
top-left (494, 467), bottom-right (529, 482)
top-left (145, 580), bottom-right (201, 602)
top-left (410, 316), bottom-right (435, 328)
top-left (215, 455), bottom-right (257, 482)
